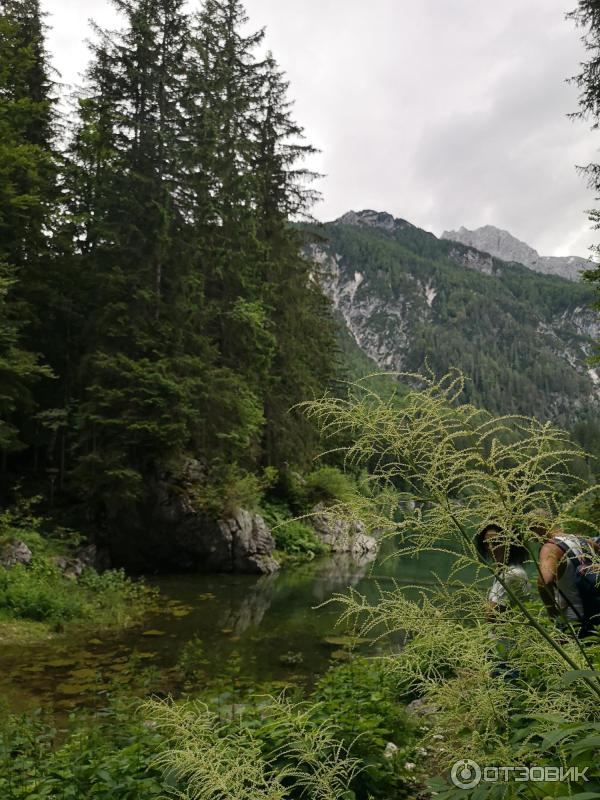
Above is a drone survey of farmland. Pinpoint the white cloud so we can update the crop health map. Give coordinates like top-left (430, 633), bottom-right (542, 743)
top-left (42, 0), bottom-right (600, 257)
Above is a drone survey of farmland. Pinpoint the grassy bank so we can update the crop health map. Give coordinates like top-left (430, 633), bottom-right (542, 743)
top-left (0, 506), bottom-right (156, 644)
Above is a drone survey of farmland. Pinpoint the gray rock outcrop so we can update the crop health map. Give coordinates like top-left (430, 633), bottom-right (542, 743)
top-left (311, 503), bottom-right (377, 556)
top-left (0, 540), bottom-right (32, 568)
top-left (337, 209), bottom-right (415, 233)
top-left (442, 225), bottom-right (591, 281)
top-left (107, 462), bottom-right (279, 575)
top-left (52, 546), bottom-right (111, 580)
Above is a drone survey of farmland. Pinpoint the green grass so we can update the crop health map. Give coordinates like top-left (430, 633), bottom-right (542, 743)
top-left (0, 506), bottom-right (156, 640)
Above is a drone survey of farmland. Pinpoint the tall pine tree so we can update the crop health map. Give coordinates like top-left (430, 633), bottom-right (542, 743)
top-left (69, 0), bottom-right (267, 516)
top-left (0, 0), bottom-right (54, 477)
top-left (570, 1), bottom-right (600, 332)
top-left (251, 55), bottom-right (337, 465)
top-left (69, 0), bottom-right (214, 514)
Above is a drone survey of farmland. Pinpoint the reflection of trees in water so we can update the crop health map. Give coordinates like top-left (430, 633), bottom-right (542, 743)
top-left (310, 551), bottom-right (377, 603)
top-left (221, 573), bottom-right (280, 634)
top-left (220, 550), bottom-right (377, 634)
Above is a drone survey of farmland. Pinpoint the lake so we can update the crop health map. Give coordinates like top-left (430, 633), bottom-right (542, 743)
top-left (0, 540), bottom-right (465, 714)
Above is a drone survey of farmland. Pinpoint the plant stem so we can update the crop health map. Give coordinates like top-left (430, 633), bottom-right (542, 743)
top-left (447, 506), bottom-right (600, 701)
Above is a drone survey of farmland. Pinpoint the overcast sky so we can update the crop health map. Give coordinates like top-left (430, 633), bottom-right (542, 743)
top-left (43, 0), bottom-right (600, 257)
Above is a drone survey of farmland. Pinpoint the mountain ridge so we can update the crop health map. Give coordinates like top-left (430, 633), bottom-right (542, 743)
top-left (441, 223), bottom-right (591, 282)
top-left (305, 210), bottom-right (600, 432)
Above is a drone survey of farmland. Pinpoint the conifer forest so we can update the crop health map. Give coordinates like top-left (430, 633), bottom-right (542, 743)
top-left (1, 1), bottom-right (600, 798)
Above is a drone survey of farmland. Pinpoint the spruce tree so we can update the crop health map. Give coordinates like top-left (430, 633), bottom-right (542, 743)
top-left (190, 0), bottom-right (273, 385)
top-left (0, 0), bottom-right (54, 472)
top-left (570, 1), bottom-right (600, 331)
top-left (188, 6), bottom-right (338, 469)
top-left (251, 55), bottom-right (337, 466)
top-left (69, 0), bottom-right (274, 517)
top-left (69, 0), bottom-right (216, 514)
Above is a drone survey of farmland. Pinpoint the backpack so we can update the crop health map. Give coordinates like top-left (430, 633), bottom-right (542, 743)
top-left (552, 535), bottom-right (600, 634)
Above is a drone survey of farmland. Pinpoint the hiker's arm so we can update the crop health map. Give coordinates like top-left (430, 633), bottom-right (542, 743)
top-left (537, 542), bottom-right (562, 619)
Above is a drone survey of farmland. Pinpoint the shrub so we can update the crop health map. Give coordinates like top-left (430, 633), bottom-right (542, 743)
top-left (145, 657), bottom-right (423, 800)
top-left (0, 700), bottom-right (168, 799)
top-left (311, 658), bottom-right (422, 799)
top-left (261, 500), bottom-right (327, 560)
top-left (303, 466), bottom-right (356, 506)
top-left (0, 552), bottom-right (154, 630)
top-left (146, 694), bottom-right (362, 800)
top-left (0, 562), bottom-right (84, 623)
top-left (192, 465), bottom-right (278, 516)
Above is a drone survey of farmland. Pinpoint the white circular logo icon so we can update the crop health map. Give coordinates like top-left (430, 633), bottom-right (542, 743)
top-left (451, 759), bottom-right (482, 789)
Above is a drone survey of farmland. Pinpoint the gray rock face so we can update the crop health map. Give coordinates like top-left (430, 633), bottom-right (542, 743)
top-left (313, 245), bottom-right (412, 372)
top-left (445, 244), bottom-right (494, 276)
top-left (149, 490), bottom-right (279, 575)
top-left (52, 555), bottom-right (86, 580)
top-left (311, 503), bottom-right (378, 556)
top-left (441, 225), bottom-right (591, 281)
top-left (0, 540), bottom-right (32, 568)
top-left (337, 209), bottom-right (415, 233)
top-left (51, 545), bottom-right (111, 580)
top-left (108, 463), bottom-right (279, 575)
top-left (75, 543), bottom-right (112, 572)
top-left (223, 510), bottom-right (280, 574)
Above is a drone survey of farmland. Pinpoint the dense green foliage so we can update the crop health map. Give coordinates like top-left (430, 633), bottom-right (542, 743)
top-left (0, 0), bottom-right (337, 525)
top-left (305, 215), bottom-right (599, 432)
top-left (306, 371), bottom-right (600, 798)
top-left (261, 465), bottom-right (363, 562)
top-left (0, 506), bottom-right (154, 633)
top-left (0, 0), bottom-right (55, 459)
top-left (262, 501), bottom-right (327, 561)
top-left (147, 656), bottom-right (423, 800)
top-left (570, 2), bottom-right (600, 366)
top-left (0, 657), bottom-right (424, 800)
top-left (0, 701), bottom-right (168, 799)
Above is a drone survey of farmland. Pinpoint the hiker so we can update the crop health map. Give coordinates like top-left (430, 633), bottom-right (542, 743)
top-left (529, 511), bottom-right (600, 637)
top-left (475, 524), bottom-right (531, 612)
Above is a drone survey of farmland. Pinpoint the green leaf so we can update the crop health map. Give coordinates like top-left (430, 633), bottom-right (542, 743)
top-left (560, 669), bottom-right (600, 686)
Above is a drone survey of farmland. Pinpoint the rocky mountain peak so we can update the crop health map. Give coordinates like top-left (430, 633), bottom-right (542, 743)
top-left (336, 209), bottom-right (414, 233)
top-left (441, 224), bottom-right (590, 281)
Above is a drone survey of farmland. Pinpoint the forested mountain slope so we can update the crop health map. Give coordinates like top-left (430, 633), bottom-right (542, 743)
top-left (306, 210), bottom-right (600, 430)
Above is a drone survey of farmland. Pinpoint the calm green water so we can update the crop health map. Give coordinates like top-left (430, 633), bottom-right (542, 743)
top-left (0, 541), bottom-right (462, 714)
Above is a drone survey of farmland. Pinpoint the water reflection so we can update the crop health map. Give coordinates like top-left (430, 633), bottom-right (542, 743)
top-left (0, 541), bottom-right (460, 712)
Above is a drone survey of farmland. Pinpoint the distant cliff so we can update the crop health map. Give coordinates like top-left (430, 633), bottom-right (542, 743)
top-left (305, 210), bottom-right (600, 428)
top-left (441, 224), bottom-right (591, 282)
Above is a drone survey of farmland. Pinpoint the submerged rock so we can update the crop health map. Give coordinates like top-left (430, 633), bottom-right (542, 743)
top-left (0, 540), bottom-right (32, 568)
top-left (311, 503), bottom-right (377, 555)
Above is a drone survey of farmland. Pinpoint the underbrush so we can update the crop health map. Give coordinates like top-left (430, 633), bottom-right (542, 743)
top-left (0, 700), bottom-right (168, 800)
top-left (0, 505), bottom-right (155, 637)
top-left (0, 656), bottom-right (425, 800)
top-left (261, 465), bottom-right (363, 563)
top-left (262, 499), bottom-right (328, 562)
top-left (0, 562), bottom-right (152, 631)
